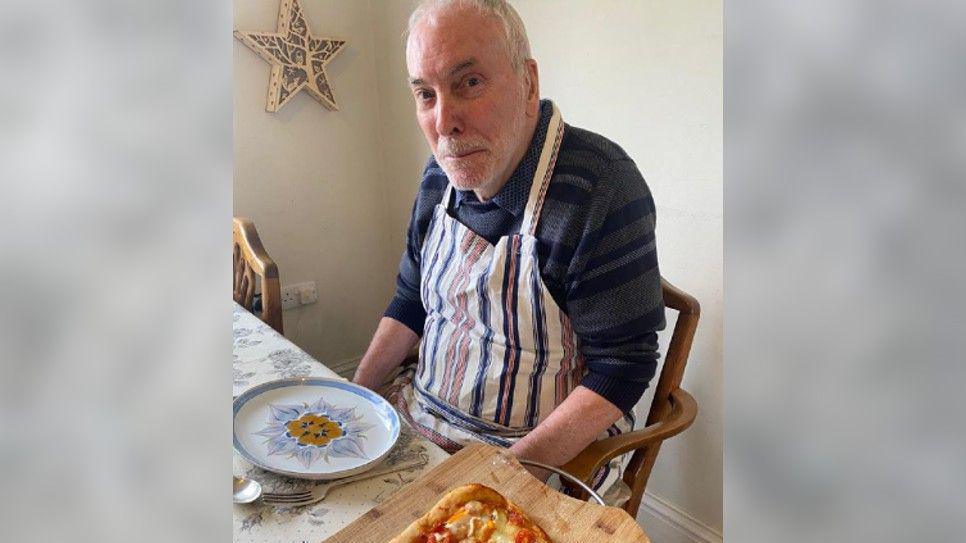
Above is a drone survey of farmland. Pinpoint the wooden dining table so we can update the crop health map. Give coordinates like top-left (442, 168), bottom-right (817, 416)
top-left (232, 302), bottom-right (451, 541)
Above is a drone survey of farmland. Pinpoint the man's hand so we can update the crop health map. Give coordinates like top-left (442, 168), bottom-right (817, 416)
top-left (352, 317), bottom-right (419, 391)
top-left (509, 386), bottom-right (624, 481)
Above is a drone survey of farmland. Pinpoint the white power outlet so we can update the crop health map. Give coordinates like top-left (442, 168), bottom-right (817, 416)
top-left (280, 281), bottom-right (318, 310)
top-left (280, 285), bottom-right (300, 310)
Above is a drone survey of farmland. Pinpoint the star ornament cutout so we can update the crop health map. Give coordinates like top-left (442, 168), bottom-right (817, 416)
top-left (234, 0), bottom-right (347, 112)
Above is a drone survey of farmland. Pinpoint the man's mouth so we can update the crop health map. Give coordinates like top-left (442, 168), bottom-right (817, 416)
top-left (448, 149), bottom-right (485, 159)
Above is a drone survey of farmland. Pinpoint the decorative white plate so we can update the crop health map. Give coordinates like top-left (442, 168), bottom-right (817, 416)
top-left (233, 377), bottom-right (400, 480)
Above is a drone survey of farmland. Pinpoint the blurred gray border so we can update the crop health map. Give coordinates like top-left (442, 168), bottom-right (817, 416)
top-left (726, 0), bottom-right (966, 541)
top-left (0, 1), bottom-right (231, 541)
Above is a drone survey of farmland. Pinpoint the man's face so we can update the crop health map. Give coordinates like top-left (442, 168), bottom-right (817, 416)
top-left (407, 6), bottom-right (537, 197)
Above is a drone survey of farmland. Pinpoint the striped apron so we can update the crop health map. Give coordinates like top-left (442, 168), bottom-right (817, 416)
top-left (387, 103), bottom-right (634, 494)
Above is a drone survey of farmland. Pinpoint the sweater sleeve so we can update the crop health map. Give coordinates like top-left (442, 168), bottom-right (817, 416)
top-left (567, 159), bottom-right (666, 414)
top-left (383, 159), bottom-right (447, 336)
top-left (384, 192), bottom-right (428, 337)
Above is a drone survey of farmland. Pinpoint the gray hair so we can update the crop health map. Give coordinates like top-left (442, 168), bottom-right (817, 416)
top-left (407, 0), bottom-right (532, 71)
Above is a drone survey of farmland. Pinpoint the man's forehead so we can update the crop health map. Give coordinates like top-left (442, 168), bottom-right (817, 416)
top-left (406, 6), bottom-right (505, 81)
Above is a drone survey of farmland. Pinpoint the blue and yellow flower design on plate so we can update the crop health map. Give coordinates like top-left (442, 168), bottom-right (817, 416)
top-left (254, 396), bottom-right (375, 468)
top-left (234, 377), bottom-right (400, 479)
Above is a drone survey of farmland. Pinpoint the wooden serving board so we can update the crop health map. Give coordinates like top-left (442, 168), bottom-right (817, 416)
top-left (323, 442), bottom-right (649, 543)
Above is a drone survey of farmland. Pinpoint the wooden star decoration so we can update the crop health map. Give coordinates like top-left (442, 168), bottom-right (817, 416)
top-left (234, 0), bottom-right (347, 112)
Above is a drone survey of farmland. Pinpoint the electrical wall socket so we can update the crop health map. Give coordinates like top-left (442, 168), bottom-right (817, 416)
top-left (280, 281), bottom-right (318, 310)
top-left (280, 285), bottom-right (299, 310)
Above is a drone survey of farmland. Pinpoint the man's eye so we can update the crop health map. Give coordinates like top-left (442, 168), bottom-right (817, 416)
top-left (465, 77), bottom-right (481, 87)
top-left (416, 89), bottom-right (435, 101)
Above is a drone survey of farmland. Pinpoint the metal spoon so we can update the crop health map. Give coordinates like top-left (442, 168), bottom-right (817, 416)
top-left (233, 476), bottom-right (263, 504)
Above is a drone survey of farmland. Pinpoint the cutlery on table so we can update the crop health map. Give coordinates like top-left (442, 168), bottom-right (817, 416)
top-left (245, 456), bottom-right (428, 507)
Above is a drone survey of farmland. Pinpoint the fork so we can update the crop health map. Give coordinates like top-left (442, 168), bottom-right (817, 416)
top-left (261, 457), bottom-right (428, 507)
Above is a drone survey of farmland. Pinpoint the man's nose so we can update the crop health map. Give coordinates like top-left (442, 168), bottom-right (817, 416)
top-left (434, 95), bottom-right (463, 137)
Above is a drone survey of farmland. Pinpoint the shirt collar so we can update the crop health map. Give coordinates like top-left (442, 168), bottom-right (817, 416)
top-left (453, 99), bottom-right (554, 217)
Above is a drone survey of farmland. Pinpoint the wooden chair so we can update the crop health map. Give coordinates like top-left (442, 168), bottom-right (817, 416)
top-left (560, 277), bottom-right (700, 517)
top-left (233, 217), bottom-right (283, 334)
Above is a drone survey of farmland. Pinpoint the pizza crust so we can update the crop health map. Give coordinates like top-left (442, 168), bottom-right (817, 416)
top-left (389, 483), bottom-right (552, 543)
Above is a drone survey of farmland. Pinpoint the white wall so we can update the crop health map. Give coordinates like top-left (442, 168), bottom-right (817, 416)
top-left (233, 0), bottom-right (399, 365)
top-left (510, 1), bottom-right (723, 536)
top-left (371, 0), bottom-right (432, 255)
top-left (235, 0), bottom-right (721, 537)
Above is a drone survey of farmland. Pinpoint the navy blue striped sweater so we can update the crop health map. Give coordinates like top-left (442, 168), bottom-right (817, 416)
top-left (386, 100), bottom-right (665, 414)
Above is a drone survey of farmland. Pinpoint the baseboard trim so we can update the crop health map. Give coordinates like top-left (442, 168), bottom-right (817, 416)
top-left (327, 355), bottom-right (363, 378)
top-left (638, 491), bottom-right (722, 543)
top-left (327, 355), bottom-right (415, 384)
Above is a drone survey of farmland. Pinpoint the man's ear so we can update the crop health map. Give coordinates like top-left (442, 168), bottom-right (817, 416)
top-left (524, 59), bottom-right (540, 117)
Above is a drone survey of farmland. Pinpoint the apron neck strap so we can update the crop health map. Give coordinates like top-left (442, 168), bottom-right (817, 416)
top-left (441, 182), bottom-right (454, 209)
top-left (520, 102), bottom-right (564, 236)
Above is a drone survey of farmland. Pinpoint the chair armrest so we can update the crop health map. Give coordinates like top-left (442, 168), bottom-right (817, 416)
top-left (561, 388), bottom-right (698, 482)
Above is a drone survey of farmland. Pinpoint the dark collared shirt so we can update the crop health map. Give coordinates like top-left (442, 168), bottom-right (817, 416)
top-left (385, 100), bottom-right (664, 413)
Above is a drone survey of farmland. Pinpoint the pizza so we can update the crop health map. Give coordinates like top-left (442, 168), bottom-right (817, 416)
top-left (390, 483), bottom-right (552, 543)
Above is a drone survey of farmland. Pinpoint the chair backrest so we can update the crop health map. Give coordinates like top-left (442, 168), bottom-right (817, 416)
top-left (232, 217), bottom-right (283, 334)
top-left (622, 277), bottom-right (700, 514)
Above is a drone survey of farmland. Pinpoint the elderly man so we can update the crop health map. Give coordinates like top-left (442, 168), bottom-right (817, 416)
top-left (353, 0), bottom-right (664, 495)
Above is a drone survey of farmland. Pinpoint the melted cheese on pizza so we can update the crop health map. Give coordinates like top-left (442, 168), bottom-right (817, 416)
top-left (430, 500), bottom-right (536, 543)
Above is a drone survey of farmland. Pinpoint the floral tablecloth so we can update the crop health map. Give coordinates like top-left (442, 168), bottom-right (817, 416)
top-left (233, 303), bottom-right (450, 542)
